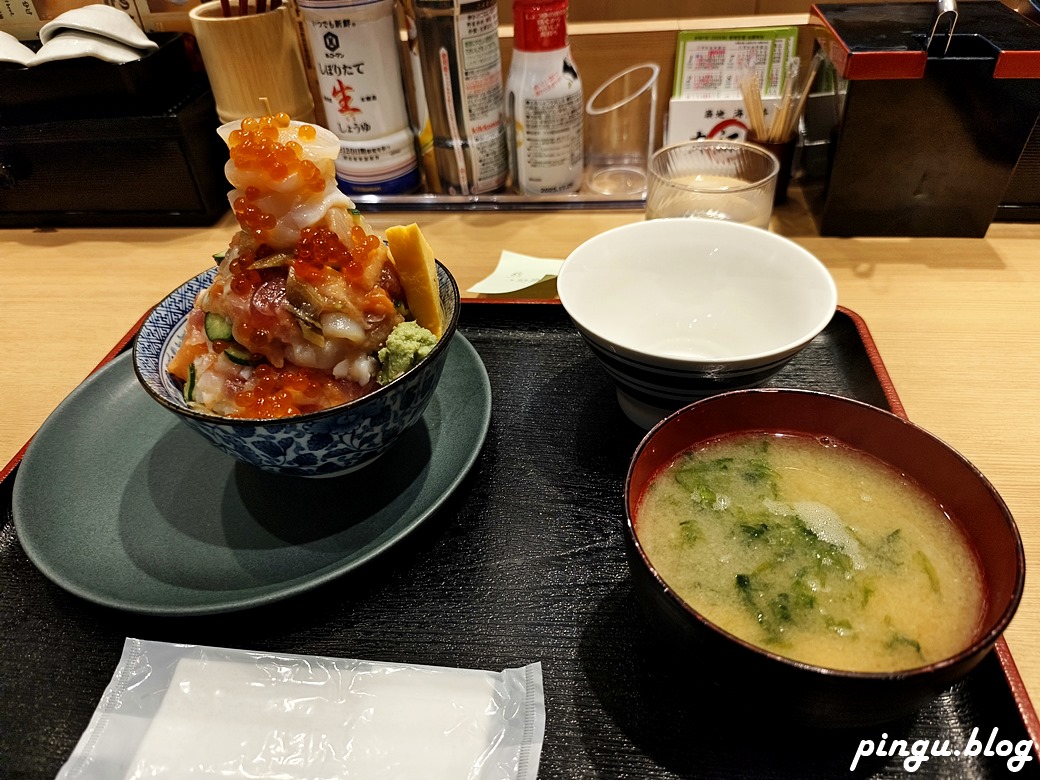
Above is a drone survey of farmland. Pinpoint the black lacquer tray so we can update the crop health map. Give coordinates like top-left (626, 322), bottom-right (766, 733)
top-left (1, 302), bottom-right (1037, 779)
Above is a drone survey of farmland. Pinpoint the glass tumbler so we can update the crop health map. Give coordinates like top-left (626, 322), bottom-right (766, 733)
top-left (645, 140), bottom-right (780, 227)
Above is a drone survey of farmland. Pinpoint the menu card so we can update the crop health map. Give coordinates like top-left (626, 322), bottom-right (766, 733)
top-left (665, 26), bottom-right (798, 145)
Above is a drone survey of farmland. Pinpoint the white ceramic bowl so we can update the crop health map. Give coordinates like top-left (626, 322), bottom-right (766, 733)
top-left (30, 30), bottom-right (146, 65)
top-left (557, 218), bottom-right (837, 427)
top-left (0, 31), bottom-right (34, 66)
top-left (38, 4), bottom-right (157, 49)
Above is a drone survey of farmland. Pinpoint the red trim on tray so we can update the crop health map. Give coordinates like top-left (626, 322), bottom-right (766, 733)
top-left (809, 4), bottom-right (926, 81)
top-left (995, 50), bottom-right (1040, 79)
top-left (836, 305), bottom-right (905, 418)
top-left (997, 637), bottom-right (1040, 749)
top-left (843, 303), bottom-right (1039, 747)
top-left (95, 311), bottom-right (150, 370)
top-left (0, 444), bottom-right (28, 487)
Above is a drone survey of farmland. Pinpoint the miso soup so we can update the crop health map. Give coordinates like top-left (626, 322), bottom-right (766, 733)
top-left (634, 432), bottom-right (984, 672)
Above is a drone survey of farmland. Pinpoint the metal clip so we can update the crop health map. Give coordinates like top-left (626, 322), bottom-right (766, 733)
top-left (928, 0), bottom-right (959, 56)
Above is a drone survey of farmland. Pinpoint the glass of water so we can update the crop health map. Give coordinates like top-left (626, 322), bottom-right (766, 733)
top-left (645, 140), bottom-right (780, 227)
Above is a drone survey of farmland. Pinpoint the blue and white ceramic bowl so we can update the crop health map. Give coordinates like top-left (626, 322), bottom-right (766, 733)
top-left (133, 262), bottom-right (460, 477)
top-left (557, 218), bottom-right (837, 429)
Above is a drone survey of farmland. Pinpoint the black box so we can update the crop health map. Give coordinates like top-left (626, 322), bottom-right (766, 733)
top-left (0, 34), bottom-right (230, 227)
top-left (0, 33), bottom-right (197, 122)
top-left (803, 2), bottom-right (1040, 237)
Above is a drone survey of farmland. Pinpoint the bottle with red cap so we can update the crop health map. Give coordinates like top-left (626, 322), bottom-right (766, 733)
top-left (505, 0), bottom-right (584, 195)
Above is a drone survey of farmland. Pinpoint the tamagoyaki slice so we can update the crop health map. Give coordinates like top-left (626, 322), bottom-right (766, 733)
top-left (385, 223), bottom-right (445, 338)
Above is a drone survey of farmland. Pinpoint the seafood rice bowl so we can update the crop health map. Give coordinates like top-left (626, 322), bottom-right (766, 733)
top-left (134, 113), bottom-right (460, 476)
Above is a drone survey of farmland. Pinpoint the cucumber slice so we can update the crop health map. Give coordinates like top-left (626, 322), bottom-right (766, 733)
top-left (183, 363), bottom-right (196, 402)
top-left (223, 344), bottom-right (261, 366)
top-left (204, 312), bottom-right (234, 342)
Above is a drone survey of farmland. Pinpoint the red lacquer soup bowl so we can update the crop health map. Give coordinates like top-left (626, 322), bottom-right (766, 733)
top-left (624, 388), bottom-right (1024, 728)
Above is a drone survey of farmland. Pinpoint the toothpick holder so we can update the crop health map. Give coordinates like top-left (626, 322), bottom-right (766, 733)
top-left (746, 131), bottom-right (797, 205)
top-left (189, 1), bottom-right (314, 124)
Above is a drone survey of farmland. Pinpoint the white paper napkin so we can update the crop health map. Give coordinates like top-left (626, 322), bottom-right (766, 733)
top-left (467, 251), bottom-right (564, 294)
top-left (57, 639), bottom-right (545, 780)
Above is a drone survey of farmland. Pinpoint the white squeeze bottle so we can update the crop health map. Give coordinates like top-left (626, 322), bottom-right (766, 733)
top-left (505, 0), bottom-right (583, 195)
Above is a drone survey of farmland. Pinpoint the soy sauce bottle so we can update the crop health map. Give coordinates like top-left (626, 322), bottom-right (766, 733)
top-left (413, 0), bottom-right (509, 195)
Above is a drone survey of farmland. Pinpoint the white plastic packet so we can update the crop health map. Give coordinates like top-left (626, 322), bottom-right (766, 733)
top-left (57, 638), bottom-right (545, 780)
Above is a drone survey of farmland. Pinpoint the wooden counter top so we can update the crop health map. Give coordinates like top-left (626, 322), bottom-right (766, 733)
top-left (3, 199), bottom-right (1039, 721)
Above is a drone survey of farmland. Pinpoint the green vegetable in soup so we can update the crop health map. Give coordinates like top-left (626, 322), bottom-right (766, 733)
top-left (635, 433), bottom-right (984, 673)
top-left (886, 630), bottom-right (924, 658)
top-left (729, 510), bottom-right (858, 645)
top-left (915, 550), bottom-right (941, 593)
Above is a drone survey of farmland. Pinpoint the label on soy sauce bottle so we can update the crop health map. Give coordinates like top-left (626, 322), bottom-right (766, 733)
top-left (298, 0), bottom-right (421, 194)
top-left (413, 0), bottom-right (509, 194)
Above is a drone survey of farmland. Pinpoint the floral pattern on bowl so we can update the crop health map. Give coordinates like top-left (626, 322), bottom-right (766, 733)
top-left (133, 262), bottom-right (460, 477)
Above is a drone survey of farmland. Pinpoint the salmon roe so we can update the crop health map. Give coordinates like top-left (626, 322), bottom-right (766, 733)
top-left (235, 322), bottom-right (273, 354)
top-left (229, 114), bottom-right (325, 237)
top-left (227, 249), bottom-right (263, 295)
top-left (293, 224), bottom-right (381, 284)
top-left (351, 224), bottom-right (383, 257)
top-left (232, 363), bottom-right (327, 419)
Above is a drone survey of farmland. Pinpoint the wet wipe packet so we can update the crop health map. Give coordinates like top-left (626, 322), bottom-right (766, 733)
top-left (57, 638), bottom-right (545, 779)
